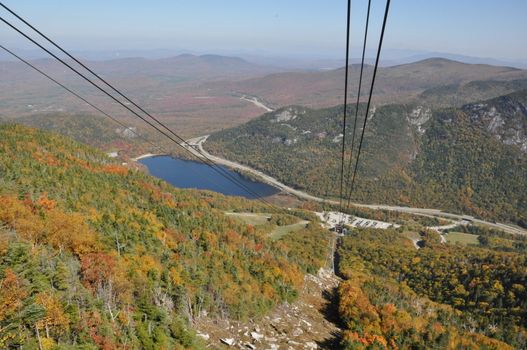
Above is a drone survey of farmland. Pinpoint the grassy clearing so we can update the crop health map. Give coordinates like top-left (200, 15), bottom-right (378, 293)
top-left (446, 232), bottom-right (480, 245)
top-left (225, 212), bottom-right (271, 226)
top-left (225, 212), bottom-right (310, 241)
top-left (270, 221), bottom-right (309, 240)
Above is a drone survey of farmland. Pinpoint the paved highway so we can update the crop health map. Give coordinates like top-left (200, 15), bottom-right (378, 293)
top-left (182, 135), bottom-right (526, 236)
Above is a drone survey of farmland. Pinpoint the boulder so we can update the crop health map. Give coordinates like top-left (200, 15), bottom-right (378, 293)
top-left (251, 332), bottom-right (264, 342)
top-left (292, 328), bottom-right (304, 337)
top-left (305, 341), bottom-right (317, 349)
top-left (220, 338), bottom-right (235, 346)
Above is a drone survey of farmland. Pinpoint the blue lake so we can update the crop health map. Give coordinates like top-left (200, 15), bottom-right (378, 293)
top-left (139, 156), bottom-right (280, 199)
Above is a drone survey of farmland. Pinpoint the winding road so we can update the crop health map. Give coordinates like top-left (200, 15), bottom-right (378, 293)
top-left (182, 135), bottom-right (526, 236)
top-left (239, 95), bottom-right (274, 112)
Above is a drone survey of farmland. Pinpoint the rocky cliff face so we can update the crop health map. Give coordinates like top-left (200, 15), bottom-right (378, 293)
top-left (462, 92), bottom-right (527, 152)
top-left (407, 106), bottom-right (433, 135)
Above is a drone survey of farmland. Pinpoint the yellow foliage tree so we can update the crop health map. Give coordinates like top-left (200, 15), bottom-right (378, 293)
top-left (35, 292), bottom-right (69, 338)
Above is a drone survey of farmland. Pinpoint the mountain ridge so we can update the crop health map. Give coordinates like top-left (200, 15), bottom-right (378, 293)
top-left (206, 90), bottom-right (527, 224)
top-left (216, 58), bottom-right (527, 110)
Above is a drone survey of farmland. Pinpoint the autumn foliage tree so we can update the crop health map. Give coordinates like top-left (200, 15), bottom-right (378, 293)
top-left (35, 292), bottom-right (69, 338)
top-left (0, 269), bottom-right (28, 347)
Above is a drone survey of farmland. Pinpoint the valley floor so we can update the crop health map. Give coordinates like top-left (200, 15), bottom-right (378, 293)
top-left (180, 135), bottom-right (527, 237)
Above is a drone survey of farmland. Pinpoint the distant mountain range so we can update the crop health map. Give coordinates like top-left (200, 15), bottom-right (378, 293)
top-left (0, 53), bottom-right (285, 135)
top-left (2, 47), bottom-right (526, 69)
top-left (3, 53), bottom-right (527, 143)
top-left (216, 57), bottom-right (527, 109)
top-left (0, 53), bottom-right (281, 82)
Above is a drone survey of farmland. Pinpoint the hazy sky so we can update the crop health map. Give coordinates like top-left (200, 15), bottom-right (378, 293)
top-left (1, 0), bottom-right (526, 60)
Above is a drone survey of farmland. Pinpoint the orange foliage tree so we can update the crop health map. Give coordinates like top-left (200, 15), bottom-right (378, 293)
top-left (0, 269), bottom-right (27, 347)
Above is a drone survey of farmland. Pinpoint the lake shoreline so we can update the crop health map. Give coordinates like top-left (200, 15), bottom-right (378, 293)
top-left (138, 155), bottom-right (280, 199)
top-left (131, 153), bottom-right (169, 161)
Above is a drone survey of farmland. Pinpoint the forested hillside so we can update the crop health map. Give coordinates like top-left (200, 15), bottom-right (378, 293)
top-left (207, 90), bottom-right (527, 224)
top-left (11, 113), bottom-right (153, 156)
top-left (335, 226), bottom-right (527, 349)
top-left (0, 124), bottom-right (326, 349)
top-left (417, 78), bottom-right (527, 108)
